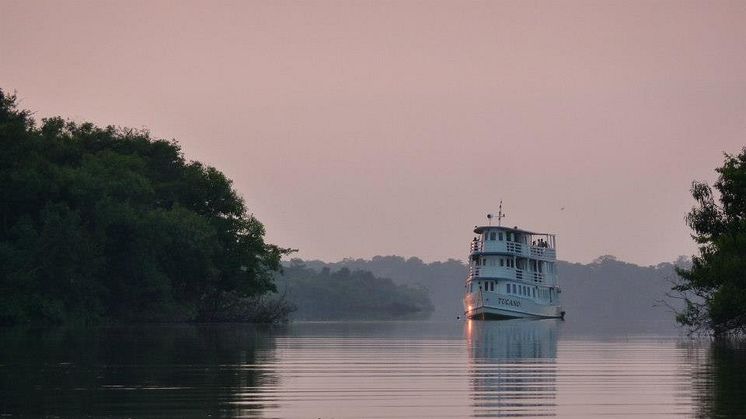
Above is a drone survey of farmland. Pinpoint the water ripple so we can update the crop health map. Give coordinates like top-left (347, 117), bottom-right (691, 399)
top-left (1, 321), bottom-right (744, 418)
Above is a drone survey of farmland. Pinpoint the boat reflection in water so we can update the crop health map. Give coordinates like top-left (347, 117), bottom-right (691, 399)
top-left (466, 319), bottom-right (560, 417)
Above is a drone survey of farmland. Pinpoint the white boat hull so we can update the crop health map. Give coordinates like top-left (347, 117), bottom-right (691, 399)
top-left (464, 292), bottom-right (563, 320)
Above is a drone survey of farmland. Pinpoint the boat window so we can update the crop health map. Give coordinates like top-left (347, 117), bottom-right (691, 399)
top-left (489, 232), bottom-right (496, 240)
top-left (506, 283), bottom-right (510, 293)
top-left (490, 282), bottom-right (494, 292)
top-left (511, 284), bottom-right (516, 294)
top-left (499, 258), bottom-right (504, 267)
top-left (498, 232), bottom-right (503, 241)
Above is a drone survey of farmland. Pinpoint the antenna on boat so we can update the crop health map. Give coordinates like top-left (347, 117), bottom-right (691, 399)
top-left (487, 201), bottom-right (506, 226)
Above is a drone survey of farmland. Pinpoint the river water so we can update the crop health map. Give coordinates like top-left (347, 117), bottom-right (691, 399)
top-left (1, 320), bottom-right (744, 418)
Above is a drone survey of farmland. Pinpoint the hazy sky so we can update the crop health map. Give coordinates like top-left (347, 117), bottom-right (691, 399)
top-left (2, 0), bottom-right (745, 265)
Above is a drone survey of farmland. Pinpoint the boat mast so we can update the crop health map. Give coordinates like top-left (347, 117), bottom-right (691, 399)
top-left (497, 201), bottom-right (505, 226)
top-left (487, 201), bottom-right (506, 226)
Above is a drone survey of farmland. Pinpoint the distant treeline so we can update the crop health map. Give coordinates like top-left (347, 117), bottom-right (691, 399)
top-left (276, 261), bottom-right (433, 320)
top-left (0, 90), bottom-right (291, 325)
top-left (295, 255), bottom-right (687, 332)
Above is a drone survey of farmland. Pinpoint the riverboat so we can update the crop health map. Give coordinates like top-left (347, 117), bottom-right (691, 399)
top-left (464, 204), bottom-right (564, 320)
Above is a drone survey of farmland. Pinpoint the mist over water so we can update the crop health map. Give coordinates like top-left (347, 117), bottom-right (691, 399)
top-left (2, 321), bottom-right (744, 418)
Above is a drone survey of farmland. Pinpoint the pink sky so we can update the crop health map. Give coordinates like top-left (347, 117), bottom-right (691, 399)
top-left (2, 0), bottom-right (745, 265)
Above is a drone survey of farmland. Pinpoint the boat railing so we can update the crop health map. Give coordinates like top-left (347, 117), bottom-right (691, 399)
top-left (506, 241), bottom-right (522, 254)
top-left (530, 246), bottom-right (556, 259)
top-left (471, 266), bottom-right (537, 282)
top-left (472, 239), bottom-right (557, 260)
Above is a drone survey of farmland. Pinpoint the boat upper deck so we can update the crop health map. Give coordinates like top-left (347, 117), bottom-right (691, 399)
top-left (471, 225), bottom-right (556, 260)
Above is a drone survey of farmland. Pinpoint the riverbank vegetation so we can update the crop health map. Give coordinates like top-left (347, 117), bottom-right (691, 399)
top-left (675, 148), bottom-right (746, 337)
top-left (0, 90), bottom-right (293, 325)
top-left (276, 261), bottom-right (434, 320)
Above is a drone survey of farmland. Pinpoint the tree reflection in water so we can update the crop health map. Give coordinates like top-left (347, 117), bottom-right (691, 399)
top-left (0, 325), bottom-right (278, 418)
top-left (693, 340), bottom-right (746, 418)
top-left (466, 319), bottom-right (559, 417)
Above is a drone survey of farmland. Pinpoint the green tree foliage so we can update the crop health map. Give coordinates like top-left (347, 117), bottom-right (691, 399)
top-left (301, 256), bottom-right (466, 319)
top-left (276, 261), bottom-right (434, 320)
top-left (675, 148), bottom-right (746, 336)
top-left (0, 90), bottom-right (291, 325)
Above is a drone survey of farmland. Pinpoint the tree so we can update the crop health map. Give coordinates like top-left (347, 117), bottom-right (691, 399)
top-left (0, 89), bottom-right (293, 324)
top-left (675, 148), bottom-right (746, 337)
top-left (274, 261), bottom-right (433, 320)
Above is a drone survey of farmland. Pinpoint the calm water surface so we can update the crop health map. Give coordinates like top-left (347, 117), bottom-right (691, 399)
top-left (1, 321), bottom-right (745, 418)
